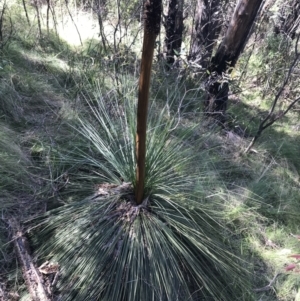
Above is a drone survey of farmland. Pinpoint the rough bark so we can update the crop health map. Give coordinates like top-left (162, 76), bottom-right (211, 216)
top-left (189, 0), bottom-right (223, 69)
top-left (164, 0), bottom-right (184, 66)
top-left (135, 0), bottom-right (161, 204)
top-left (206, 0), bottom-right (263, 121)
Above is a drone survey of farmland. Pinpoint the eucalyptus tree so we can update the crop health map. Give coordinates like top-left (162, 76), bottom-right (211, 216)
top-left (94, 0), bottom-right (108, 52)
top-left (163, 0), bottom-right (184, 66)
top-left (33, 0), bottom-right (42, 37)
top-left (189, 0), bottom-right (225, 69)
top-left (206, 0), bottom-right (263, 120)
top-left (21, 0), bottom-right (30, 26)
top-left (0, 0), bottom-right (6, 44)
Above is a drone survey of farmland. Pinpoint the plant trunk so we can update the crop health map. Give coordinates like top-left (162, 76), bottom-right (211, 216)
top-left (0, 0), bottom-right (6, 44)
top-left (206, 0), bottom-right (263, 121)
top-left (164, 0), bottom-right (184, 66)
top-left (22, 0), bottom-right (31, 26)
top-left (95, 0), bottom-right (108, 52)
top-left (46, 0), bottom-right (50, 35)
top-left (189, 0), bottom-right (223, 69)
top-left (34, 0), bottom-right (42, 38)
top-left (135, 0), bottom-right (162, 204)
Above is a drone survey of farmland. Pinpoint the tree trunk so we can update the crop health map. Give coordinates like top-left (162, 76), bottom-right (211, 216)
top-left (95, 0), bottom-right (108, 52)
top-left (22, 0), bottom-right (31, 26)
top-left (46, 0), bottom-right (50, 35)
top-left (34, 0), bottom-right (42, 38)
top-left (189, 0), bottom-right (223, 69)
top-left (135, 0), bottom-right (162, 204)
top-left (206, 0), bottom-right (263, 121)
top-left (0, 0), bottom-right (6, 44)
top-left (164, 0), bottom-right (184, 66)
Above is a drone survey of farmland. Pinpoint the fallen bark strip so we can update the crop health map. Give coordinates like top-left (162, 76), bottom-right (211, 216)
top-left (9, 219), bottom-right (51, 301)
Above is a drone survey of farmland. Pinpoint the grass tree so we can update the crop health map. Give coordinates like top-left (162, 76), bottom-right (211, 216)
top-left (30, 0), bottom-right (254, 300)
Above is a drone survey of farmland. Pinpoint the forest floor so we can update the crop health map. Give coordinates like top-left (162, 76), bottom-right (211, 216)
top-left (1, 2), bottom-right (300, 301)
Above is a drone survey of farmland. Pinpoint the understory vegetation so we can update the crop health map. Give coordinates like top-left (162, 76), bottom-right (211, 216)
top-left (0, 0), bottom-right (300, 300)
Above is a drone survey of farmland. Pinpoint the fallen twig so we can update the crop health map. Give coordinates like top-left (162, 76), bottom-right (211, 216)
top-left (253, 273), bottom-right (282, 292)
top-left (9, 219), bottom-right (51, 301)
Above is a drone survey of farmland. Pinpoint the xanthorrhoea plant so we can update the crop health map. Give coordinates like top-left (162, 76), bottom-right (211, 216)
top-left (31, 1), bottom-right (253, 299)
top-left (31, 81), bottom-right (253, 300)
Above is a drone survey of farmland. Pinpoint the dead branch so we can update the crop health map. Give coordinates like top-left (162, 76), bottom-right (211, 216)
top-left (9, 219), bottom-right (51, 301)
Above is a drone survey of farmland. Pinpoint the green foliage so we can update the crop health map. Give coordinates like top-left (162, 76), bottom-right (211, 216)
top-left (245, 32), bottom-right (299, 99)
top-left (0, 1), bottom-right (299, 300)
top-left (31, 84), bottom-right (253, 301)
top-left (0, 123), bottom-right (32, 199)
